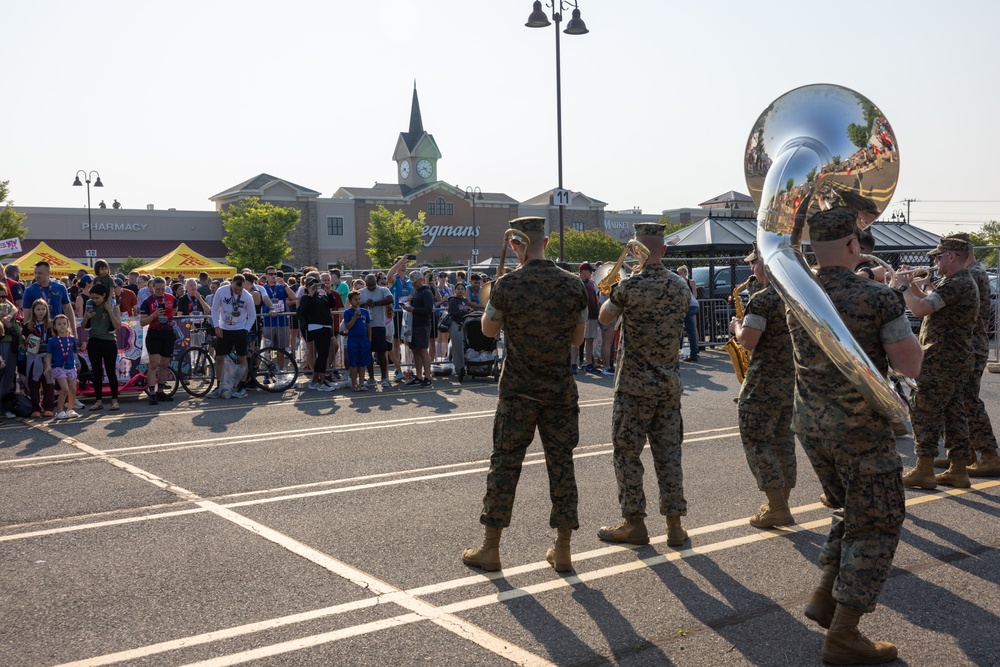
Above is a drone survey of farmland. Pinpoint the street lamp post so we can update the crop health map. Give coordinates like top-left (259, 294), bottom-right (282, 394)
top-left (72, 170), bottom-right (104, 268)
top-left (464, 186), bottom-right (483, 269)
top-left (525, 0), bottom-right (588, 262)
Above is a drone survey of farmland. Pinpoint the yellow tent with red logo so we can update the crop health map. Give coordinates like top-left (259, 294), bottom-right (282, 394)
top-left (135, 243), bottom-right (235, 279)
top-left (9, 242), bottom-right (90, 276)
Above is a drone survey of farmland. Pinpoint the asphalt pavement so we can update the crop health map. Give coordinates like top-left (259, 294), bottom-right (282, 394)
top-left (1, 349), bottom-right (998, 667)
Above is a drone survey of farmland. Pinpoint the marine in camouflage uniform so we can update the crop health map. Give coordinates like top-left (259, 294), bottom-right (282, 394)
top-left (463, 217), bottom-right (588, 573)
top-left (900, 234), bottom-right (979, 489)
top-left (962, 248), bottom-right (1000, 476)
top-left (596, 223), bottom-right (691, 547)
top-left (787, 208), bottom-right (920, 656)
top-left (730, 245), bottom-right (796, 528)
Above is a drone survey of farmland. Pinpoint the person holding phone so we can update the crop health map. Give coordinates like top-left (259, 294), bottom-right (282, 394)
top-left (139, 277), bottom-right (177, 406)
top-left (82, 283), bottom-right (122, 411)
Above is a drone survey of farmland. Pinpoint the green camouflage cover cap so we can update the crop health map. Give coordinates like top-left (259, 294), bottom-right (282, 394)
top-left (509, 216), bottom-right (546, 233)
top-left (928, 234), bottom-right (973, 256)
top-left (744, 242), bottom-right (759, 263)
top-left (634, 222), bottom-right (665, 237)
top-left (807, 206), bottom-right (858, 242)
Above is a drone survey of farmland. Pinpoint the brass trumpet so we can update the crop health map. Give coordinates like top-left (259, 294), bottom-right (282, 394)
top-left (479, 228), bottom-right (529, 305)
top-left (594, 240), bottom-right (650, 295)
top-left (894, 266), bottom-right (933, 281)
top-left (858, 254), bottom-right (896, 284)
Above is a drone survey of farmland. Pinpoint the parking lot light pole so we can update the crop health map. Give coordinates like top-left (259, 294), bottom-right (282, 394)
top-left (464, 186), bottom-right (483, 268)
top-left (72, 170), bottom-right (104, 267)
top-left (525, 0), bottom-right (588, 262)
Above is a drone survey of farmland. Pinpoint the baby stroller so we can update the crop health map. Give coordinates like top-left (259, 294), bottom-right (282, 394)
top-left (457, 316), bottom-right (500, 383)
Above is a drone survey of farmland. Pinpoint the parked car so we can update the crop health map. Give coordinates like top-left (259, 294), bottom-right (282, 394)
top-left (691, 265), bottom-right (754, 300)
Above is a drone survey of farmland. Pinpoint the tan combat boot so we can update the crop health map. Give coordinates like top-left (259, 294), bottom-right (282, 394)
top-left (546, 527), bottom-right (573, 573)
top-left (596, 517), bottom-right (649, 545)
top-left (935, 459), bottom-right (971, 488)
top-left (968, 449), bottom-right (1000, 477)
top-left (902, 455), bottom-right (937, 490)
top-left (821, 603), bottom-right (897, 665)
top-left (665, 514), bottom-right (688, 547)
top-left (804, 564), bottom-right (838, 629)
top-left (934, 454), bottom-right (975, 469)
top-left (750, 488), bottom-right (794, 528)
top-left (783, 486), bottom-right (792, 502)
top-left (462, 526), bottom-right (502, 571)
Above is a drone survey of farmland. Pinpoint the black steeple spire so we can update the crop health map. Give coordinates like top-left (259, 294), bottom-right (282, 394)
top-left (408, 81), bottom-right (423, 137)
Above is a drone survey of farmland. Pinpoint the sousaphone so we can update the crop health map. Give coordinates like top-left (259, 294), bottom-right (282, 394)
top-left (745, 84), bottom-right (908, 429)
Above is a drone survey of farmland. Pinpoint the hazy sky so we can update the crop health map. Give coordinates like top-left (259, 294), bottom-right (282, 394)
top-left (5, 0), bottom-right (999, 234)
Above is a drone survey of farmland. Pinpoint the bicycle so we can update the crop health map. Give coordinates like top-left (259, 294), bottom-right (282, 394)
top-left (177, 329), bottom-right (299, 397)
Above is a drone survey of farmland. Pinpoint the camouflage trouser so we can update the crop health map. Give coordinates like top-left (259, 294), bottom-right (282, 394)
top-left (799, 434), bottom-right (905, 613)
top-left (480, 395), bottom-right (580, 530)
top-left (738, 406), bottom-right (796, 491)
top-left (967, 354), bottom-right (999, 453)
top-left (611, 386), bottom-right (686, 519)
top-left (911, 365), bottom-right (972, 461)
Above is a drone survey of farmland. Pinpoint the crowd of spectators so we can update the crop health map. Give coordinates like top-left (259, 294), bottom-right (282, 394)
top-left (0, 253), bottom-right (698, 418)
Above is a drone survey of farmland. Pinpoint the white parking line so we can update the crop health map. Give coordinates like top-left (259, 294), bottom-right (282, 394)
top-left (0, 398), bottom-right (620, 467)
top-left (23, 421), bottom-right (557, 667)
top-left (0, 431), bottom-right (740, 543)
top-left (51, 479), bottom-right (1000, 667)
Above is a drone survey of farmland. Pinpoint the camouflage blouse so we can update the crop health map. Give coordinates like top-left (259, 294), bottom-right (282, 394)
top-left (967, 262), bottom-right (992, 358)
top-left (787, 266), bottom-right (910, 438)
top-left (605, 263), bottom-right (689, 397)
top-left (919, 267), bottom-right (978, 370)
top-left (738, 284), bottom-right (793, 413)
top-left (485, 259), bottom-right (588, 401)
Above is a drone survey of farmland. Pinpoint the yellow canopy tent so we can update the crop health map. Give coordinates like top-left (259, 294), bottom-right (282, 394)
top-left (10, 242), bottom-right (90, 276)
top-left (135, 243), bottom-right (236, 279)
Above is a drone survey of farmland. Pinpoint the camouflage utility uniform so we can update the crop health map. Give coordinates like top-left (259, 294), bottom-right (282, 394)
top-left (965, 262), bottom-right (998, 456)
top-left (738, 284), bottom-right (795, 491)
top-left (911, 268), bottom-right (978, 462)
top-left (788, 266), bottom-right (911, 612)
top-left (603, 263), bottom-right (690, 518)
top-left (480, 259), bottom-right (588, 529)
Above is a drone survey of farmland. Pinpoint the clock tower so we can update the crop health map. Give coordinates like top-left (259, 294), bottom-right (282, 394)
top-left (393, 83), bottom-right (441, 189)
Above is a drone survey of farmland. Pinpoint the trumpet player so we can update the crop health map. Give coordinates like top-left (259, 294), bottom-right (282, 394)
top-left (894, 234), bottom-right (980, 490)
top-left (462, 217), bottom-right (589, 573)
top-left (955, 233), bottom-right (1000, 476)
top-left (728, 244), bottom-right (796, 528)
top-left (596, 223), bottom-right (692, 548)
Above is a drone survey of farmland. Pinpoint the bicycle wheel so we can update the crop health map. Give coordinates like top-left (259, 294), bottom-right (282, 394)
top-left (141, 366), bottom-right (180, 397)
top-left (179, 347), bottom-right (216, 397)
top-left (252, 347), bottom-right (299, 393)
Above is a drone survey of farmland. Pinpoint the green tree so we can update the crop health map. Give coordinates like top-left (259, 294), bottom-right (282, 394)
top-left (117, 256), bottom-right (146, 275)
top-left (0, 180), bottom-right (28, 245)
top-left (969, 219), bottom-right (1000, 266)
top-left (221, 197), bottom-right (300, 271)
top-left (365, 205), bottom-right (425, 268)
top-left (785, 177), bottom-right (795, 192)
top-left (806, 167), bottom-right (817, 183)
top-left (847, 122), bottom-right (870, 149)
top-left (544, 228), bottom-right (623, 263)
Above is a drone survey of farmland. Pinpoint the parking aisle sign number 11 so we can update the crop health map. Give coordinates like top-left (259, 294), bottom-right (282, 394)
top-left (553, 189), bottom-right (572, 206)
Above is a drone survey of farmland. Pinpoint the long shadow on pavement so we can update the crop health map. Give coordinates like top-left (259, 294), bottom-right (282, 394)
top-left (881, 522), bottom-right (1000, 666)
top-left (487, 576), bottom-right (610, 666)
top-left (650, 552), bottom-right (825, 666)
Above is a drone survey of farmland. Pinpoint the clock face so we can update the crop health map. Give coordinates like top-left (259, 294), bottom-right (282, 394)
top-left (399, 160), bottom-right (410, 178)
top-left (416, 159), bottom-right (433, 179)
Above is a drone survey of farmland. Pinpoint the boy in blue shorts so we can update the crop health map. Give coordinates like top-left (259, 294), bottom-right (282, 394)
top-left (343, 290), bottom-right (371, 391)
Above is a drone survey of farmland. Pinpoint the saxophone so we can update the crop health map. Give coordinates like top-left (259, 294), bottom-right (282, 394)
top-left (723, 278), bottom-right (753, 383)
